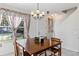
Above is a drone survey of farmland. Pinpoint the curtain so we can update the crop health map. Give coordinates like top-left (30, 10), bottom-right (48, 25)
top-left (47, 16), bottom-right (54, 39)
top-left (24, 14), bottom-right (30, 39)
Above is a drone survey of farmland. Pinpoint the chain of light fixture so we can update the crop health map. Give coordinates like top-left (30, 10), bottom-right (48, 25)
top-left (31, 3), bottom-right (45, 19)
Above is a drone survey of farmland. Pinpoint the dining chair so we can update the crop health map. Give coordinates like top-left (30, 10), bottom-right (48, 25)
top-left (12, 38), bottom-right (31, 56)
top-left (47, 38), bottom-right (61, 56)
top-left (49, 45), bottom-right (61, 56)
top-left (16, 42), bottom-right (30, 56)
top-left (16, 42), bottom-right (25, 56)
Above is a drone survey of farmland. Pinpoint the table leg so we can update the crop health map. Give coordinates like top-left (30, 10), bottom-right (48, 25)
top-left (31, 54), bottom-right (33, 56)
top-left (58, 43), bottom-right (61, 56)
top-left (45, 51), bottom-right (47, 56)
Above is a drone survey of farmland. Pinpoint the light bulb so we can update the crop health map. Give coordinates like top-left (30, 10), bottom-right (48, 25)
top-left (39, 14), bottom-right (42, 17)
top-left (36, 9), bottom-right (40, 14)
top-left (51, 14), bottom-right (53, 17)
top-left (42, 12), bottom-right (45, 15)
top-left (31, 12), bottom-right (34, 15)
top-left (33, 14), bottom-right (37, 17)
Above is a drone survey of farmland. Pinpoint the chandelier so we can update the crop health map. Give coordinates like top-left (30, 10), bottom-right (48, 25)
top-left (31, 3), bottom-right (45, 19)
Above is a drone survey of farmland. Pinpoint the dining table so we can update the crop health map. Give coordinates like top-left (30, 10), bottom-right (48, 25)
top-left (16, 37), bottom-right (62, 56)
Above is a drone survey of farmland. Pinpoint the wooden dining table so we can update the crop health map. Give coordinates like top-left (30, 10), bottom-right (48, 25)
top-left (16, 37), bottom-right (61, 56)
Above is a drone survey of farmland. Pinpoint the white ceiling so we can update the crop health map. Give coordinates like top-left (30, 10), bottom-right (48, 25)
top-left (0, 3), bottom-right (79, 14)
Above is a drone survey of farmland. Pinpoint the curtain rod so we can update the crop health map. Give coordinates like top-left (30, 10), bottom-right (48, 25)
top-left (0, 8), bottom-right (29, 15)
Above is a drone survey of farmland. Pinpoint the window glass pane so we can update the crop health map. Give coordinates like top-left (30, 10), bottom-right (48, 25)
top-left (0, 15), bottom-right (12, 42)
top-left (16, 20), bottom-right (24, 40)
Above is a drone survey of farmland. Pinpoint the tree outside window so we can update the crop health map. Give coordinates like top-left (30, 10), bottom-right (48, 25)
top-left (0, 15), bottom-right (9, 26)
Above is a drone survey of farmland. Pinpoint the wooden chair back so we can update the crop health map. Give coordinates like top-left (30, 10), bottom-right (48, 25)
top-left (16, 42), bottom-right (25, 56)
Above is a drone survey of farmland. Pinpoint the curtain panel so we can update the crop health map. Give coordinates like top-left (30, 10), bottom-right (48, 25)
top-left (24, 14), bottom-right (30, 39)
top-left (47, 16), bottom-right (54, 39)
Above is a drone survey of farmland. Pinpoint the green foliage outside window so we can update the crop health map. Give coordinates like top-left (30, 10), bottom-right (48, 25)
top-left (0, 15), bottom-right (9, 26)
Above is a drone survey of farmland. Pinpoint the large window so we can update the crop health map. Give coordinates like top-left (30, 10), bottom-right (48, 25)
top-left (0, 17), bottom-right (24, 41)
